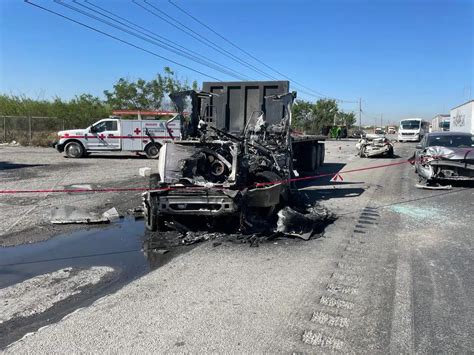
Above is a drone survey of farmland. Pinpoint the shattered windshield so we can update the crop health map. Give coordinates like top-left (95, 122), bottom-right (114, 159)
top-left (428, 135), bottom-right (474, 148)
top-left (400, 120), bottom-right (421, 129)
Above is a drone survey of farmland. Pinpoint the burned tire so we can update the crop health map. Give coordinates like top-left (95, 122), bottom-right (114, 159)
top-left (144, 195), bottom-right (167, 232)
top-left (245, 171), bottom-right (282, 218)
top-left (318, 143), bottom-right (325, 166)
top-left (309, 144), bottom-right (318, 172)
top-left (144, 199), bottom-right (158, 232)
top-left (300, 144), bottom-right (318, 172)
top-left (145, 143), bottom-right (160, 159)
top-left (387, 146), bottom-right (394, 158)
top-left (144, 193), bottom-right (160, 231)
top-left (64, 141), bottom-right (85, 158)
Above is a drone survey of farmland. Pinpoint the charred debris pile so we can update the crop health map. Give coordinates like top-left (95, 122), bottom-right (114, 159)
top-left (142, 90), bottom-right (336, 246)
top-left (153, 192), bottom-right (336, 247)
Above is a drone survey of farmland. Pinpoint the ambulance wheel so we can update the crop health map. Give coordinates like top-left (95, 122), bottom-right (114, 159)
top-left (64, 141), bottom-right (85, 158)
top-left (145, 143), bottom-right (160, 159)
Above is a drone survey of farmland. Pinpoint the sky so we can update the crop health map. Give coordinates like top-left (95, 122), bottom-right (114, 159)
top-left (0, 0), bottom-right (472, 125)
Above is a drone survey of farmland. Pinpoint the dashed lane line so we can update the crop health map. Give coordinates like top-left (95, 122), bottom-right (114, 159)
top-left (302, 330), bottom-right (345, 350)
top-left (311, 311), bottom-right (350, 329)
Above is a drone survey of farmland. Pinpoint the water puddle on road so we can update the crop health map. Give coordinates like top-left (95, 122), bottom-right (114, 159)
top-left (0, 218), bottom-right (192, 348)
top-left (0, 218), bottom-right (188, 289)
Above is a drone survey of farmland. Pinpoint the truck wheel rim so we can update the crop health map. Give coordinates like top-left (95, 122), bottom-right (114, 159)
top-left (148, 145), bottom-right (159, 157)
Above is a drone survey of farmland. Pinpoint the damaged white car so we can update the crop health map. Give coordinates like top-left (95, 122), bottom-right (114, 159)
top-left (413, 132), bottom-right (474, 184)
top-left (356, 133), bottom-right (394, 158)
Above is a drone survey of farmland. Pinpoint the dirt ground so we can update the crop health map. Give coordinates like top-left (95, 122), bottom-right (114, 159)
top-left (0, 141), bottom-right (360, 247)
top-left (0, 146), bottom-right (157, 246)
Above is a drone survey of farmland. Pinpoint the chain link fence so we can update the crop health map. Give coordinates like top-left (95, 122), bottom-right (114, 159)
top-left (0, 116), bottom-right (99, 146)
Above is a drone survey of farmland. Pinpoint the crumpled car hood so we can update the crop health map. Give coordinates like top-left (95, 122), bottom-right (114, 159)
top-left (425, 146), bottom-right (474, 160)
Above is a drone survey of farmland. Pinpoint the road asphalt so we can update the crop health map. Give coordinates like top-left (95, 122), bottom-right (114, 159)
top-left (2, 141), bottom-right (473, 353)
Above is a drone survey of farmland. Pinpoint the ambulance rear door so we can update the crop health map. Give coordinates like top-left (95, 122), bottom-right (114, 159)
top-left (121, 120), bottom-right (144, 151)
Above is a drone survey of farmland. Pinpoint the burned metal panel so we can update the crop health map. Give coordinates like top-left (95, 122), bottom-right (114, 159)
top-left (263, 85), bottom-right (285, 126)
top-left (245, 86), bottom-right (260, 125)
top-left (202, 81), bottom-right (289, 134)
top-left (207, 85), bottom-right (224, 130)
top-left (228, 86), bottom-right (243, 133)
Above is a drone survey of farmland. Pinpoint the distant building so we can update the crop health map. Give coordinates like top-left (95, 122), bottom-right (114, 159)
top-left (431, 114), bottom-right (450, 132)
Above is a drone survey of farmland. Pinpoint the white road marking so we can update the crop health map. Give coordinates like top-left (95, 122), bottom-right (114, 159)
top-left (320, 295), bottom-right (354, 310)
top-left (311, 311), bottom-right (350, 328)
top-left (389, 244), bottom-right (415, 354)
top-left (302, 330), bottom-right (345, 350)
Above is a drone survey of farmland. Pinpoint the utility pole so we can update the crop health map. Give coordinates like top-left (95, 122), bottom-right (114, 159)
top-left (359, 98), bottom-right (362, 130)
top-left (381, 114), bottom-right (383, 129)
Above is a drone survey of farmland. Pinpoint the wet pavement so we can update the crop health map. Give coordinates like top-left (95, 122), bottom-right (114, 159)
top-left (0, 218), bottom-right (180, 289)
top-left (0, 218), bottom-right (192, 348)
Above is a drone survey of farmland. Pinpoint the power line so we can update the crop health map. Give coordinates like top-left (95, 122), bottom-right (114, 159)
top-left (58, 1), bottom-right (353, 101)
top-left (79, 0), bottom-right (251, 81)
top-left (26, 1), bottom-right (358, 104)
top-left (55, 0), bottom-right (247, 81)
top-left (167, 0), bottom-right (358, 103)
top-left (134, 0), bottom-right (278, 80)
top-left (27, 1), bottom-right (326, 101)
top-left (25, 1), bottom-right (222, 80)
top-left (137, 1), bottom-right (335, 100)
top-left (167, 0), bottom-right (325, 98)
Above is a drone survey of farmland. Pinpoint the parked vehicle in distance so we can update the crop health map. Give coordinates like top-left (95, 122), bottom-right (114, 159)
top-left (374, 127), bottom-right (386, 135)
top-left (387, 126), bottom-right (396, 134)
top-left (431, 114), bottom-right (450, 133)
top-left (413, 132), bottom-right (474, 183)
top-left (450, 100), bottom-right (474, 134)
top-left (54, 117), bottom-right (180, 158)
top-left (356, 133), bottom-right (394, 158)
top-left (398, 118), bottom-right (429, 142)
top-left (350, 129), bottom-right (366, 138)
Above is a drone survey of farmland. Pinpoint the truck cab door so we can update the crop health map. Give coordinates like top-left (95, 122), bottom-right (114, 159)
top-left (90, 119), bottom-right (121, 150)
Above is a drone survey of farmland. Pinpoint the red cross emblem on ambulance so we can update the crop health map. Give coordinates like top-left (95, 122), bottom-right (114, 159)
top-left (134, 128), bottom-right (141, 135)
top-left (98, 133), bottom-right (105, 139)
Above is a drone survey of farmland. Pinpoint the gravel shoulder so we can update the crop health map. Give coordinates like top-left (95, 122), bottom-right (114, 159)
top-left (0, 146), bottom-right (155, 246)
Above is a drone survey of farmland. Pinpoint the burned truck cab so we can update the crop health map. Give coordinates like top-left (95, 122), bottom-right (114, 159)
top-left (142, 89), bottom-right (297, 232)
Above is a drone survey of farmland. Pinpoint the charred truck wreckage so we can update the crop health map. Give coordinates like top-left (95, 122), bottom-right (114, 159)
top-left (142, 81), bottom-right (334, 240)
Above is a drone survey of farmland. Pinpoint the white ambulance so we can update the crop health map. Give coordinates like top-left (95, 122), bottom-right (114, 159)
top-left (54, 117), bottom-right (181, 158)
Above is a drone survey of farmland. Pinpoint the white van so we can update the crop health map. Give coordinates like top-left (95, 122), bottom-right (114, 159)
top-left (54, 117), bottom-right (181, 158)
top-left (398, 118), bottom-right (429, 142)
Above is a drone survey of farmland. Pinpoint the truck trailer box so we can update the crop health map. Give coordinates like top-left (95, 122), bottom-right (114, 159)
top-left (450, 100), bottom-right (474, 134)
top-left (202, 81), bottom-right (290, 134)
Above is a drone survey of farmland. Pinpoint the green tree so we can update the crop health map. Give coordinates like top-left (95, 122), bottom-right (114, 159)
top-left (292, 98), bottom-right (338, 134)
top-left (292, 100), bottom-right (314, 124)
top-left (292, 98), bottom-right (357, 134)
top-left (336, 111), bottom-right (357, 127)
top-left (104, 67), bottom-right (198, 110)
